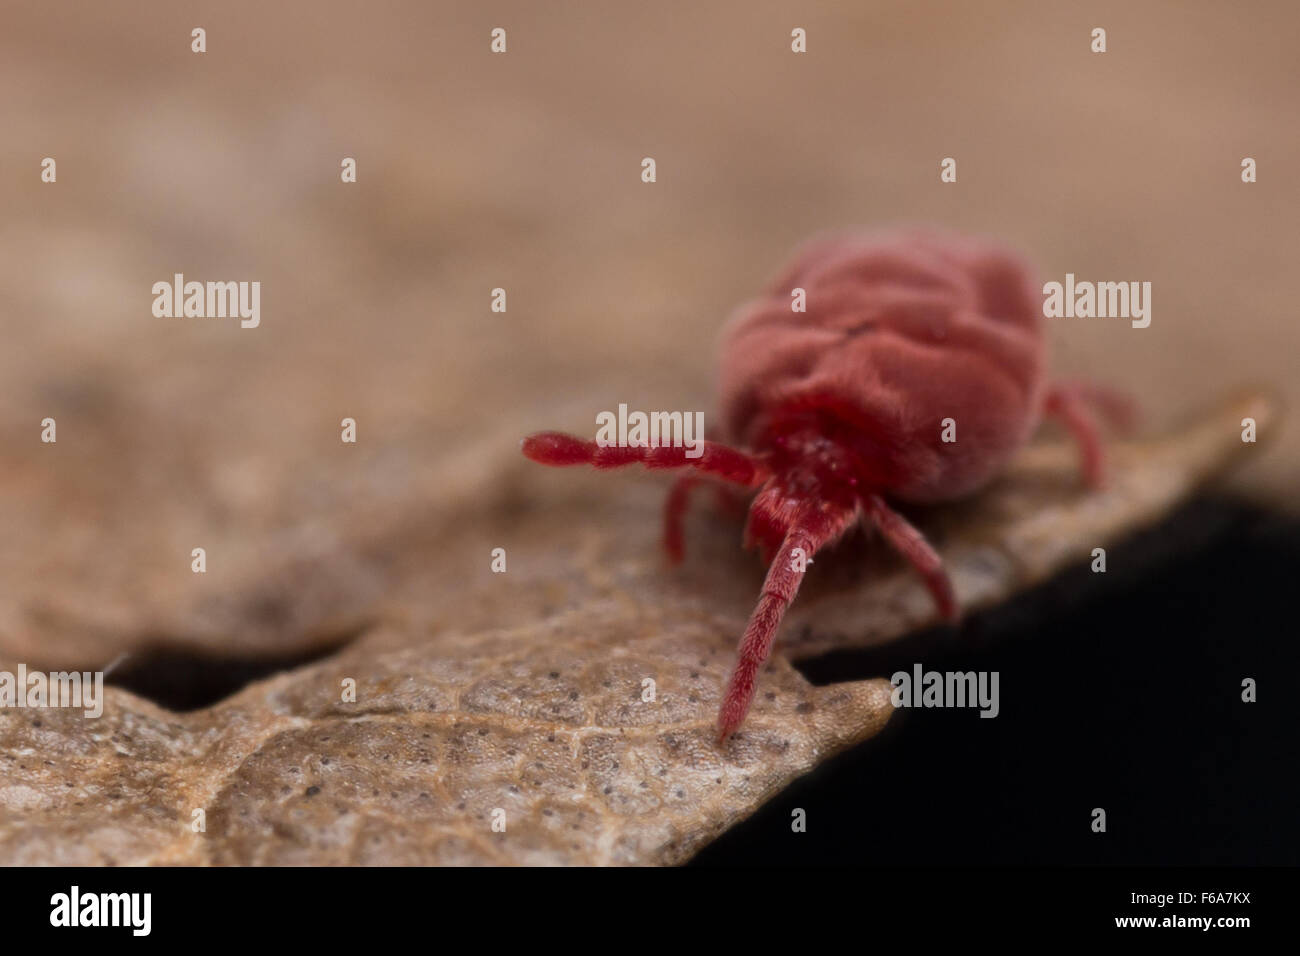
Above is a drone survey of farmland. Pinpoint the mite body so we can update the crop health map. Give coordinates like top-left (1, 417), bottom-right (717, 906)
top-left (523, 229), bottom-right (1130, 741)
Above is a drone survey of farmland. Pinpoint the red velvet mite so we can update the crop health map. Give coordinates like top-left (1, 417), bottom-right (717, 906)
top-left (522, 229), bottom-right (1133, 743)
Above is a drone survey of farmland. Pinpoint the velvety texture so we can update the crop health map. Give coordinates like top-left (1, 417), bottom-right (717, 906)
top-left (718, 230), bottom-right (1046, 502)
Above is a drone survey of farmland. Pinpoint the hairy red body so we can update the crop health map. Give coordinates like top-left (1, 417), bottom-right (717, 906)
top-left (523, 229), bottom-right (1130, 742)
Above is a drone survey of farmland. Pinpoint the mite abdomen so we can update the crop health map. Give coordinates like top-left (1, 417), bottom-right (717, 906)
top-left (718, 229), bottom-right (1047, 501)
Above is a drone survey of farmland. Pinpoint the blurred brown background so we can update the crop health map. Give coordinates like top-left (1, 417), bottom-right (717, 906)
top-left (0, 0), bottom-right (1295, 664)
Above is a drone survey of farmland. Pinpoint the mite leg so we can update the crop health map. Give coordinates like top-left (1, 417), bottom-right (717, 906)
top-left (663, 474), bottom-right (700, 565)
top-left (523, 431), bottom-right (765, 564)
top-left (1043, 386), bottom-right (1107, 488)
top-left (1051, 380), bottom-right (1138, 433)
top-left (522, 431), bottom-right (766, 486)
top-left (863, 494), bottom-right (958, 621)
top-left (718, 503), bottom-right (857, 742)
top-left (741, 482), bottom-right (787, 563)
top-left (663, 477), bottom-right (755, 564)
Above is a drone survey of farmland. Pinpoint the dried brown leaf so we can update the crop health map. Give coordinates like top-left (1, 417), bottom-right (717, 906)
top-left (0, 392), bottom-right (1272, 864)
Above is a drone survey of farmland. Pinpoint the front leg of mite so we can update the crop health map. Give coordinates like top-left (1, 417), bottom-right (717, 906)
top-left (717, 501), bottom-right (857, 742)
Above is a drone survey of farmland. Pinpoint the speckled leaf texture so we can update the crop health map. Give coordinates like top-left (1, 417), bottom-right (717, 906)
top-left (0, 394), bottom-right (1271, 865)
